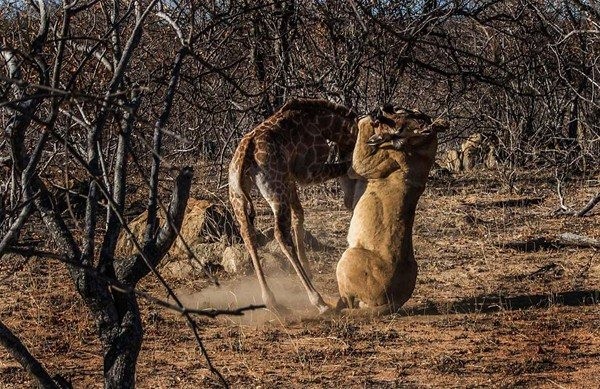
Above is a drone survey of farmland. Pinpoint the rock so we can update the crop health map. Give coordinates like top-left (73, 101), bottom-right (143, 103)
top-left (461, 133), bottom-right (487, 170)
top-left (257, 227), bottom-right (327, 251)
top-left (218, 224), bottom-right (327, 275)
top-left (304, 230), bottom-right (328, 251)
top-left (171, 198), bottom-right (240, 249)
top-left (162, 260), bottom-right (203, 278)
top-left (221, 245), bottom-right (252, 275)
top-left (263, 238), bottom-right (281, 254)
top-left (182, 241), bottom-right (225, 266)
top-left (485, 143), bottom-right (499, 169)
top-left (116, 198), bottom-right (239, 264)
top-left (263, 250), bottom-right (290, 273)
top-left (429, 167), bottom-right (452, 179)
top-left (439, 133), bottom-right (502, 172)
top-left (220, 243), bottom-right (293, 275)
top-left (440, 149), bottom-right (462, 172)
top-left (257, 227), bottom-right (274, 246)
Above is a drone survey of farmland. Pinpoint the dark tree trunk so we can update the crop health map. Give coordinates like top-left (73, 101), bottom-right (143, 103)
top-left (102, 292), bottom-right (143, 389)
top-left (250, 6), bottom-right (273, 118)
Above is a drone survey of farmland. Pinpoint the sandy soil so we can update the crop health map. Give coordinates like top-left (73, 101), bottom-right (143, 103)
top-left (1, 171), bottom-right (599, 388)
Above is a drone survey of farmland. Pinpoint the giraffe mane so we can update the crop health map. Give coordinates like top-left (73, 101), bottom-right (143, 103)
top-left (279, 98), bottom-right (357, 120)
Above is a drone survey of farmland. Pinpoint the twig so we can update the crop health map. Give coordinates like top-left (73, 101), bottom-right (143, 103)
top-left (576, 192), bottom-right (600, 217)
top-left (552, 174), bottom-right (575, 215)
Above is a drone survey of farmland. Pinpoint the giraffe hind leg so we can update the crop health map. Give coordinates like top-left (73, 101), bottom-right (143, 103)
top-left (228, 185), bottom-right (278, 310)
top-left (256, 175), bottom-right (330, 313)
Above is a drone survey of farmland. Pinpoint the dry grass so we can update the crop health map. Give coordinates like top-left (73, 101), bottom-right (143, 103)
top-left (1, 170), bottom-right (599, 388)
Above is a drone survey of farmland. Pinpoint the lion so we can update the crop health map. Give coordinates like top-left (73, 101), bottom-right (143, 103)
top-left (335, 105), bottom-right (447, 315)
top-left (440, 132), bottom-right (500, 172)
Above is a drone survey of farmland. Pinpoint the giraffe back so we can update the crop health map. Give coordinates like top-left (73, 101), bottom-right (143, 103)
top-left (233, 99), bottom-right (357, 182)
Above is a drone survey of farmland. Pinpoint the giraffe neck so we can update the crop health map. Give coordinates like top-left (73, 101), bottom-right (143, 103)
top-left (311, 112), bottom-right (356, 150)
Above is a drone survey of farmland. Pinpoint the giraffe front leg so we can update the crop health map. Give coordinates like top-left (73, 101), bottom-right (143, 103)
top-left (256, 172), bottom-right (330, 314)
top-left (302, 161), bottom-right (357, 210)
top-left (267, 192), bottom-right (330, 314)
top-left (303, 161), bottom-right (351, 184)
top-left (289, 186), bottom-right (311, 279)
top-left (275, 202), bottom-right (330, 313)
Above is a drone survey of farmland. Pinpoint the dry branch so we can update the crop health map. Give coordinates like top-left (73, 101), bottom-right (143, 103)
top-left (0, 321), bottom-right (66, 389)
top-left (4, 246), bottom-right (265, 320)
top-left (576, 193), bottom-right (600, 217)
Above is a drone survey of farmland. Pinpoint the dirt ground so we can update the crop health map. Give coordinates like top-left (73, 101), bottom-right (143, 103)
top-left (1, 171), bottom-right (599, 388)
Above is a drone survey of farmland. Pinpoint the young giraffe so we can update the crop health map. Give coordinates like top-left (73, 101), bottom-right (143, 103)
top-left (228, 98), bottom-right (357, 314)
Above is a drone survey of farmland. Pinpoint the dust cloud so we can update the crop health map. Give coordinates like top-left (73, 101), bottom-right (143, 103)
top-left (175, 275), bottom-right (319, 324)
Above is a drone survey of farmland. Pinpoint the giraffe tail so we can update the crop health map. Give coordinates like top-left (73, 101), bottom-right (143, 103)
top-left (228, 138), bottom-right (258, 252)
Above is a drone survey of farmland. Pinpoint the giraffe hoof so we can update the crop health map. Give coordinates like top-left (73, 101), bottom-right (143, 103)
top-left (317, 303), bottom-right (334, 315)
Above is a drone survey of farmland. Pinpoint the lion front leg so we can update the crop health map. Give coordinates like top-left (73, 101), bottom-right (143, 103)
top-left (351, 119), bottom-right (399, 180)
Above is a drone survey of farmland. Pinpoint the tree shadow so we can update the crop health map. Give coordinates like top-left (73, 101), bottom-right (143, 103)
top-left (403, 289), bottom-right (599, 316)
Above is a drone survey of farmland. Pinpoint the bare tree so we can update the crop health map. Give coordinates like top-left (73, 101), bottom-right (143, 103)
top-left (2, 0), bottom-right (600, 386)
top-left (0, 1), bottom-right (261, 387)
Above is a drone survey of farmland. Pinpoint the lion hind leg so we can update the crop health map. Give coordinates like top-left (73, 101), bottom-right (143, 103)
top-left (336, 247), bottom-right (388, 306)
top-left (340, 305), bottom-right (394, 318)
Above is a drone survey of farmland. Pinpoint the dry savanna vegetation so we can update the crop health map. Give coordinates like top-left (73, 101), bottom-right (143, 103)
top-left (1, 1), bottom-right (599, 388)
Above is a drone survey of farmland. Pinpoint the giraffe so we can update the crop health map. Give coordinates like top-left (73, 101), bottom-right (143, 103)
top-left (228, 98), bottom-right (357, 314)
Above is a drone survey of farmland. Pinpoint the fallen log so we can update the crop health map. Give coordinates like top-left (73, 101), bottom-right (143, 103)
top-left (557, 233), bottom-right (600, 249)
top-left (576, 193), bottom-right (600, 217)
top-left (464, 197), bottom-right (544, 209)
top-left (500, 233), bottom-right (600, 252)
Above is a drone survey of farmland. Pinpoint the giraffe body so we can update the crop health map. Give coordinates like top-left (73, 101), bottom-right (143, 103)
top-left (228, 98), bottom-right (356, 313)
